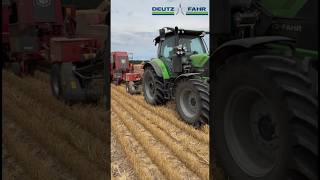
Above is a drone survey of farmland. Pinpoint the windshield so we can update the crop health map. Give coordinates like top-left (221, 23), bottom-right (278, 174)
top-left (179, 35), bottom-right (207, 55)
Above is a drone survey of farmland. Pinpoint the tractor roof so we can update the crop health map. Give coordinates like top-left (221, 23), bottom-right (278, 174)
top-left (154, 28), bottom-right (207, 44)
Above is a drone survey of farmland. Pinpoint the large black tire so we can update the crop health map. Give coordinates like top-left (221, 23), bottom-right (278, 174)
top-left (50, 63), bottom-right (63, 99)
top-left (213, 52), bottom-right (318, 180)
top-left (176, 79), bottom-right (209, 127)
top-left (62, 63), bottom-right (98, 104)
top-left (51, 63), bottom-right (100, 104)
top-left (143, 67), bottom-right (167, 105)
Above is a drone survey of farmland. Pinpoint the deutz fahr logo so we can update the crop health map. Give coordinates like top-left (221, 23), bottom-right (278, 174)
top-left (152, 4), bottom-right (208, 16)
top-left (34, 0), bottom-right (51, 7)
top-left (186, 7), bottom-right (208, 15)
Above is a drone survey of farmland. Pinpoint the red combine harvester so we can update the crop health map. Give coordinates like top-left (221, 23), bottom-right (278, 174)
top-left (110, 51), bottom-right (130, 85)
top-left (111, 51), bottom-right (143, 94)
top-left (2, 0), bottom-right (108, 103)
top-left (3, 0), bottom-right (65, 75)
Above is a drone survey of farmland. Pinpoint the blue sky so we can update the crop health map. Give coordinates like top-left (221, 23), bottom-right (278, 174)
top-left (111, 0), bottom-right (209, 60)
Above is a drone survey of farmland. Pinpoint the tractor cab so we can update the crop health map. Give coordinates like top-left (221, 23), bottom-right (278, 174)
top-left (154, 27), bottom-right (209, 74)
top-left (142, 27), bottom-right (210, 126)
top-left (155, 28), bottom-right (208, 57)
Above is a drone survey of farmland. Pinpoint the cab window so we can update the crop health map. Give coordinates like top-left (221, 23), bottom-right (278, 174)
top-left (159, 36), bottom-right (175, 60)
top-left (179, 36), bottom-right (206, 54)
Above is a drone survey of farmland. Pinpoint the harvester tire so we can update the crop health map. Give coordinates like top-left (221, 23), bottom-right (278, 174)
top-left (50, 63), bottom-right (63, 99)
top-left (143, 67), bottom-right (167, 105)
top-left (125, 81), bottom-right (133, 95)
top-left (11, 62), bottom-right (22, 76)
top-left (176, 79), bottom-right (209, 127)
top-left (213, 52), bottom-right (318, 180)
top-left (126, 81), bottom-right (141, 95)
top-left (59, 63), bottom-right (95, 104)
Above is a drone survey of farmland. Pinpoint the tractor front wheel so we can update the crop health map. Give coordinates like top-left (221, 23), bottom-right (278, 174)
top-left (176, 79), bottom-right (209, 127)
top-left (213, 52), bottom-right (318, 180)
top-left (143, 67), bottom-right (167, 105)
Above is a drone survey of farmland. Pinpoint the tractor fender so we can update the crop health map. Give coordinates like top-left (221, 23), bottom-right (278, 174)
top-left (175, 73), bottom-right (201, 83)
top-left (212, 36), bottom-right (296, 71)
top-left (143, 59), bottom-right (170, 79)
top-left (143, 61), bottom-right (162, 77)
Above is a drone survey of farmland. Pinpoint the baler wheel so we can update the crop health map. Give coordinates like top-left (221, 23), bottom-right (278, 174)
top-left (126, 81), bottom-right (141, 95)
top-left (125, 81), bottom-right (131, 94)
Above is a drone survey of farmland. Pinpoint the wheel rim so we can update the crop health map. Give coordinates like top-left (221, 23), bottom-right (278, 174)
top-left (144, 72), bottom-right (156, 100)
top-left (179, 88), bottom-right (200, 119)
top-left (52, 75), bottom-right (60, 96)
top-left (224, 86), bottom-right (280, 177)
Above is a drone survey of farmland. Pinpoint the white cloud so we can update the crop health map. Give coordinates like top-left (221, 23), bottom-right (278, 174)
top-left (111, 0), bottom-right (209, 60)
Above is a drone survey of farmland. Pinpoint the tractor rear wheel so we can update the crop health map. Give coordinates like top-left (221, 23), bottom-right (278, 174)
top-left (143, 67), bottom-right (167, 105)
top-left (176, 79), bottom-right (209, 127)
top-left (213, 52), bottom-right (318, 180)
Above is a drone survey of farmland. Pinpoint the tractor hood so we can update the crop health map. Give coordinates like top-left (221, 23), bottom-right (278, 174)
top-left (190, 53), bottom-right (209, 68)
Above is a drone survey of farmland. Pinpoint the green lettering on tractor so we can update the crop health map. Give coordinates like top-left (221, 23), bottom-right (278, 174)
top-left (152, 58), bottom-right (171, 79)
top-left (190, 53), bottom-right (209, 68)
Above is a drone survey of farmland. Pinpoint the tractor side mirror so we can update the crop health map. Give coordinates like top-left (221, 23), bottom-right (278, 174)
top-left (174, 26), bottom-right (179, 34)
top-left (159, 29), bottom-right (165, 41)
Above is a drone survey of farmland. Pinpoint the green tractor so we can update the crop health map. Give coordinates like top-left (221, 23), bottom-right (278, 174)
top-left (210, 0), bottom-right (318, 180)
top-left (143, 27), bottom-right (210, 126)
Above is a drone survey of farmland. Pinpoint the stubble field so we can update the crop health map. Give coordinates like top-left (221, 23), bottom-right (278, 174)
top-left (2, 70), bottom-right (107, 180)
top-left (111, 84), bottom-right (210, 180)
top-left (2, 69), bottom-right (213, 180)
